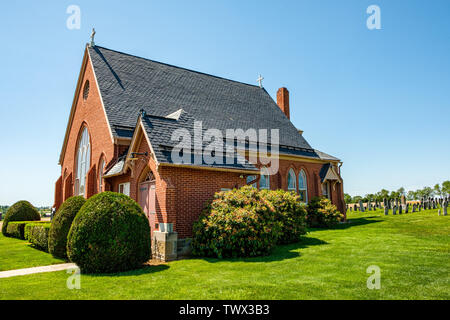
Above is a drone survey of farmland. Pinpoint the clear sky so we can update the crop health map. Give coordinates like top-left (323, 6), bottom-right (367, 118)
top-left (0, 0), bottom-right (449, 206)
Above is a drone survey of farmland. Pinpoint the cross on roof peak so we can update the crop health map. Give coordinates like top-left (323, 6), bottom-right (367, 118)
top-left (90, 28), bottom-right (96, 47)
top-left (257, 74), bottom-right (264, 88)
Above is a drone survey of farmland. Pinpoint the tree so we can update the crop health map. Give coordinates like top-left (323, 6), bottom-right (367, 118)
top-left (433, 184), bottom-right (444, 198)
top-left (442, 181), bottom-right (450, 197)
top-left (344, 193), bottom-right (352, 204)
top-left (407, 190), bottom-right (417, 201)
top-left (397, 187), bottom-right (406, 197)
top-left (421, 187), bottom-right (434, 199)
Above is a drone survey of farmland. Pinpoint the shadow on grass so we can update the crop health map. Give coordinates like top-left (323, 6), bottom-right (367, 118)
top-left (199, 236), bottom-right (328, 264)
top-left (307, 217), bottom-right (383, 233)
top-left (87, 264), bottom-right (170, 277)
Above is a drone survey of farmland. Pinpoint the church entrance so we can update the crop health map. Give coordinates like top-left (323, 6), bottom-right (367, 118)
top-left (138, 170), bottom-right (156, 235)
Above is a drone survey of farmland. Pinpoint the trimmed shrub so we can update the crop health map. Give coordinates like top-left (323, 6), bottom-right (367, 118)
top-left (306, 197), bottom-right (344, 228)
top-left (6, 222), bottom-right (27, 239)
top-left (67, 192), bottom-right (151, 274)
top-left (260, 189), bottom-right (308, 244)
top-left (1, 201), bottom-right (40, 236)
top-left (25, 223), bottom-right (52, 252)
top-left (192, 186), bottom-right (285, 258)
top-left (5, 221), bottom-right (49, 240)
top-left (48, 196), bottom-right (86, 258)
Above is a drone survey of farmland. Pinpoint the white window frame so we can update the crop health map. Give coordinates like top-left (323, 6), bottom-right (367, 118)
top-left (119, 182), bottom-right (130, 196)
top-left (75, 127), bottom-right (91, 196)
top-left (298, 169), bottom-right (308, 203)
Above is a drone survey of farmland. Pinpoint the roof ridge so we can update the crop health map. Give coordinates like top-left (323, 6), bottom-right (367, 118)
top-left (92, 45), bottom-right (261, 89)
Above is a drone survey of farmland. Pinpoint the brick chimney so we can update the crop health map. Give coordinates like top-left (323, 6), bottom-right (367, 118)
top-left (277, 87), bottom-right (290, 119)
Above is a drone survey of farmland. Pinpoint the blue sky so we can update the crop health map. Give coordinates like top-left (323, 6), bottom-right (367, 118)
top-left (0, 0), bottom-right (449, 206)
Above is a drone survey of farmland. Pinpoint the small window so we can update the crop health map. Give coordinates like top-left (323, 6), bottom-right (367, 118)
top-left (299, 169), bottom-right (308, 202)
top-left (322, 182), bottom-right (330, 199)
top-left (119, 182), bottom-right (130, 196)
top-left (287, 169), bottom-right (296, 192)
top-left (259, 167), bottom-right (270, 190)
top-left (246, 175), bottom-right (257, 188)
top-left (98, 158), bottom-right (105, 192)
top-left (83, 80), bottom-right (90, 100)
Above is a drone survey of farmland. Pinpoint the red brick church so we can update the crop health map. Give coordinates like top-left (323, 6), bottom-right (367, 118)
top-left (54, 42), bottom-right (345, 260)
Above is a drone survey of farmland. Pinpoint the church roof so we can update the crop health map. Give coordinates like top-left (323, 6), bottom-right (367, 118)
top-left (88, 46), bottom-right (316, 152)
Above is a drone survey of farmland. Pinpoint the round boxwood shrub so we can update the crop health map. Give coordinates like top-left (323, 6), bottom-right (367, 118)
top-left (259, 189), bottom-right (308, 244)
top-left (306, 196), bottom-right (344, 228)
top-left (48, 196), bottom-right (86, 258)
top-left (192, 186), bottom-right (283, 258)
top-left (1, 201), bottom-right (40, 236)
top-left (67, 192), bottom-right (151, 273)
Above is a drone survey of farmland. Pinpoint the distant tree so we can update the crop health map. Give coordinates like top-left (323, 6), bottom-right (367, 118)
top-left (442, 181), bottom-right (450, 196)
top-left (406, 190), bottom-right (416, 201)
top-left (433, 184), bottom-right (444, 198)
top-left (390, 191), bottom-right (400, 200)
top-left (397, 187), bottom-right (406, 197)
top-left (421, 187), bottom-right (434, 199)
top-left (344, 193), bottom-right (352, 204)
top-left (379, 189), bottom-right (390, 201)
top-left (353, 196), bottom-right (363, 203)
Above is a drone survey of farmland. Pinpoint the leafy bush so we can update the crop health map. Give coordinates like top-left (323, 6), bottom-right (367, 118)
top-left (192, 186), bottom-right (306, 258)
top-left (306, 197), bottom-right (344, 228)
top-left (67, 192), bottom-right (151, 274)
top-left (48, 196), bottom-right (86, 258)
top-left (1, 201), bottom-right (40, 236)
top-left (25, 223), bottom-right (52, 252)
top-left (260, 189), bottom-right (308, 244)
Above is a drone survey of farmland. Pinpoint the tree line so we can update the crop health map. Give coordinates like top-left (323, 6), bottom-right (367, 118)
top-left (344, 181), bottom-right (450, 204)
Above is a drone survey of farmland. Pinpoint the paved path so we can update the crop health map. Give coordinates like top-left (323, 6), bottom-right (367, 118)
top-left (0, 263), bottom-right (77, 279)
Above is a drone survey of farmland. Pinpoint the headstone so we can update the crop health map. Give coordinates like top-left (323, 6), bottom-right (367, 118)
top-left (438, 209), bottom-right (441, 216)
top-left (443, 199), bottom-right (448, 216)
top-left (412, 203), bottom-right (416, 212)
top-left (398, 203), bottom-right (402, 214)
top-left (383, 198), bottom-right (387, 210)
top-left (393, 205), bottom-right (397, 215)
top-left (384, 206), bottom-right (389, 215)
top-left (359, 200), bottom-right (365, 212)
top-left (405, 203), bottom-right (409, 213)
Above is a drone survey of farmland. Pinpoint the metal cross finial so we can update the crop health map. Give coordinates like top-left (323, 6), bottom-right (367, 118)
top-left (257, 74), bottom-right (264, 88)
top-left (90, 28), bottom-right (96, 47)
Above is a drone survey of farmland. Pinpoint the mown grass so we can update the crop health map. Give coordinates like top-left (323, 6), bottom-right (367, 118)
top-left (0, 233), bottom-right (64, 271)
top-left (0, 209), bottom-right (448, 300)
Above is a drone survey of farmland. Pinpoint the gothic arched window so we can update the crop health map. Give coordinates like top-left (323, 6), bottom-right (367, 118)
top-left (75, 127), bottom-right (91, 196)
top-left (287, 169), bottom-right (296, 192)
top-left (298, 169), bottom-right (308, 202)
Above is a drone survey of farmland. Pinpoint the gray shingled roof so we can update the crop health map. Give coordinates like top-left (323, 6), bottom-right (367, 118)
top-left (88, 46), bottom-right (314, 150)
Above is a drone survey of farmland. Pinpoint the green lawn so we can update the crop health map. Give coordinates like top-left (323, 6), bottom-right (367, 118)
top-left (0, 233), bottom-right (64, 272)
top-left (0, 209), bottom-right (448, 300)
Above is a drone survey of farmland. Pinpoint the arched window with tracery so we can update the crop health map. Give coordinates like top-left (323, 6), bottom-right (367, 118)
top-left (298, 169), bottom-right (308, 202)
top-left (75, 127), bottom-right (91, 196)
top-left (287, 169), bottom-right (296, 192)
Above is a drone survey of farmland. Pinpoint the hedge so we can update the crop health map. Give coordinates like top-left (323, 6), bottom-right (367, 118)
top-left (1, 201), bottom-right (40, 236)
top-left (6, 221), bottom-right (49, 240)
top-left (192, 186), bottom-right (307, 258)
top-left (67, 192), bottom-right (151, 274)
top-left (25, 223), bottom-right (52, 252)
top-left (48, 196), bottom-right (86, 258)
